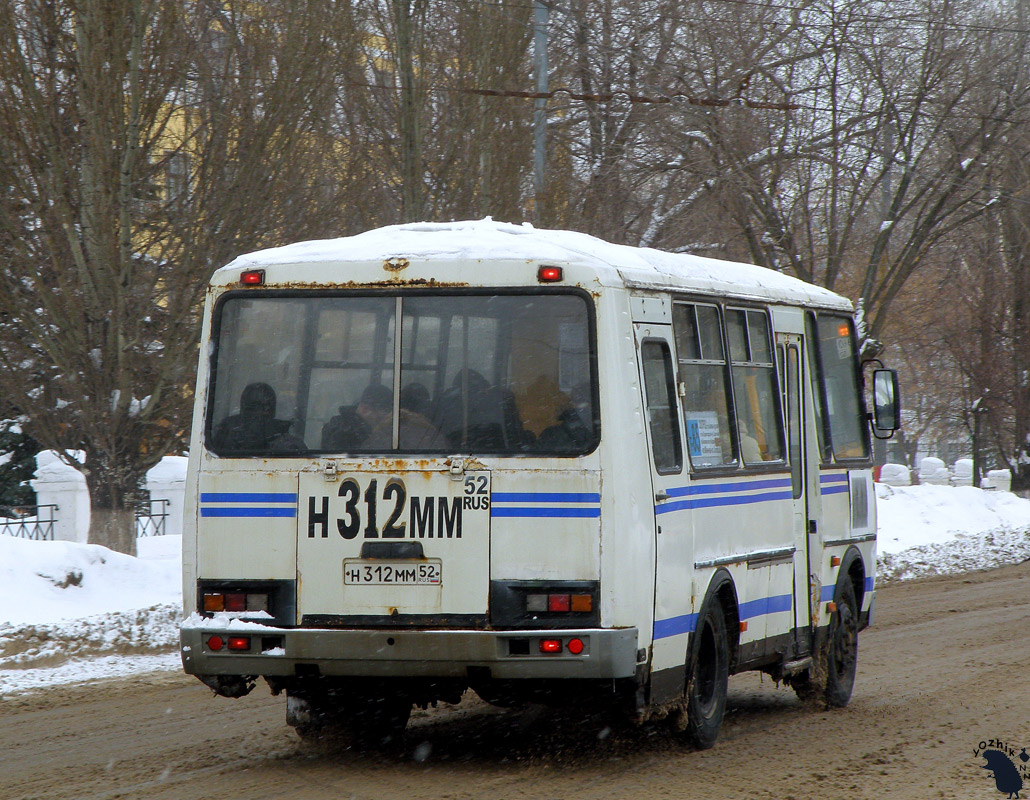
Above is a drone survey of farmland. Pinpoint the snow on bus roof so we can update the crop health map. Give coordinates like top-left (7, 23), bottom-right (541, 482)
top-left (223, 219), bottom-right (852, 310)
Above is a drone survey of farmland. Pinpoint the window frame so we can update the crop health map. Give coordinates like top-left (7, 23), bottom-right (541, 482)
top-left (805, 311), bottom-right (872, 465)
top-left (640, 337), bottom-right (684, 476)
top-left (205, 286), bottom-right (601, 458)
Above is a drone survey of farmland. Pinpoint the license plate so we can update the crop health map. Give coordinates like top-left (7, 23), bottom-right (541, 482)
top-left (343, 559), bottom-right (442, 585)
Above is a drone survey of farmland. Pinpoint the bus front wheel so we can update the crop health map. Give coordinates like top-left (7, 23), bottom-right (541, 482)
top-left (685, 601), bottom-right (729, 749)
top-left (824, 580), bottom-right (858, 707)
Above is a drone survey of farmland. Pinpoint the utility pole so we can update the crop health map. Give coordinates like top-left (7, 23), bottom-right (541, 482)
top-left (533, 0), bottom-right (548, 224)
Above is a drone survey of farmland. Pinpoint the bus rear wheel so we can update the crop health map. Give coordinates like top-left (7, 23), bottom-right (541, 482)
top-left (685, 601), bottom-right (729, 750)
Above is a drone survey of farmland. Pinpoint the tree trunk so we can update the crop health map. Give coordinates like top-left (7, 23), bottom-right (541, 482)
top-left (89, 506), bottom-right (137, 558)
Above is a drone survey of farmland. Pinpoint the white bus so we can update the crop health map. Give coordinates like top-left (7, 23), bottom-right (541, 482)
top-left (180, 220), bottom-right (900, 748)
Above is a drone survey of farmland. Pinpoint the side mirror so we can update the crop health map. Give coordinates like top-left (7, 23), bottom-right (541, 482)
top-left (872, 368), bottom-right (901, 438)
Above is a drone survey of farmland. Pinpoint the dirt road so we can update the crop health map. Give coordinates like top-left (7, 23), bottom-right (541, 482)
top-left (3, 563), bottom-right (1029, 800)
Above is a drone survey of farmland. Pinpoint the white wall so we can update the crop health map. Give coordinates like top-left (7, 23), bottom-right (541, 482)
top-left (29, 452), bottom-right (187, 545)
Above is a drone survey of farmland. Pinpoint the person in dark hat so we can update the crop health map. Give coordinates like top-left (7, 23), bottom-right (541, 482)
top-left (212, 382), bottom-right (305, 454)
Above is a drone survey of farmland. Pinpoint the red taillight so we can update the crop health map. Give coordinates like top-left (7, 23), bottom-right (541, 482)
top-left (537, 265), bottom-right (563, 283)
top-left (567, 637), bottom-right (585, 655)
top-left (547, 594), bottom-right (571, 612)
top-left (224, 593), bottom-right (246, 612)
top-left (207, 635), bottom-right (224, 651)
top-left (227, 636), bottom-right (251, 652)
top-left (240, 269), bottom-right (265, 286)
top-left (539, 638), bottom-right (563, 654)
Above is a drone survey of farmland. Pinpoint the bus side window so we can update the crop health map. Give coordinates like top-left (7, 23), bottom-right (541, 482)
top-left (641, 340), bottom-right (682, 474)
top-left (726, 308), bottom-right (785, 465)
top-left (673, 303), bottom-right (737, 469)
top-left (812, 314), bottom-right (869, 460)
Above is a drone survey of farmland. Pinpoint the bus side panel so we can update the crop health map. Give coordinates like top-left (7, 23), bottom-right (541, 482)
top-left (596, 291), bottom-right (657, 643)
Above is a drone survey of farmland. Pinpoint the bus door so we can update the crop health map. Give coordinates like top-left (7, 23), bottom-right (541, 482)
top-left (778, 333), bottom-right (812, 655)
top-left (634, 322), bottom-right (693, 700)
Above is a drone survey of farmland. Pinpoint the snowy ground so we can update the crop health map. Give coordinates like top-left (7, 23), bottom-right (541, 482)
top-left (2, 483), bottom-right (1029, 696)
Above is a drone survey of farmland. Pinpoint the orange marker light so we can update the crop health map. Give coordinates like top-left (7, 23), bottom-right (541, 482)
top-left (571, 594), bottom-right (593, 612)
top-left (739, 621), bottom-right (748, 633)
top-left (830, 556), bottom-right (841, 567)
top-left (203, 593), bottom-right (225, 613)
top-left (837, 323), bottom-right (850, 337)
top-left (827, 601), bottom-right (838, 614)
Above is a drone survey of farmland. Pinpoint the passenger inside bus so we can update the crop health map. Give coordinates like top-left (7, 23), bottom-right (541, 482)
top-left (432, 369), bottom-right (531, 451)
top-left (321, 383), bottom-right (440, 451)
top-left (520, 376), bottom-right (592, 452)
top-left (211, 382), bottom-right (306, 454)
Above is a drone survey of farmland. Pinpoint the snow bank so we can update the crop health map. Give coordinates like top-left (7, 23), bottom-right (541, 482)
top-left (0, 534), bottom-right (181, 689)
top-left (874, 483), bottom-right (1030, 581)
top-left (0, 533), bottom-right (180, 625)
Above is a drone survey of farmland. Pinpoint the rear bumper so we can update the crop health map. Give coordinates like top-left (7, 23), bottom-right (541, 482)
top-left (180, 625), bottom-right (639, 680)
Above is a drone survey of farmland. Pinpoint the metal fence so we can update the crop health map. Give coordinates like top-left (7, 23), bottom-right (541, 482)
top-left (0, 504), bottom-right (58, 540)
top-left (135, 498), bottom-right (170, 537)
top-left (0, 500), bottom-right (170, 540)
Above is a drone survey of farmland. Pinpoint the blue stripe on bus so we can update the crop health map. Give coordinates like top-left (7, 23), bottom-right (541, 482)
top-left (653, 612), bottom-right (698, 639)
top-left (666, 478), bottom-right (793, 498)
top-left (491, 492), bottom-right (601, 504)
top-left (819, 473), bottom-right (850, 484)
top-left (490, 506), bottom-right (601, 518)
top-left (201, 507), bottom-right (297, 518)
top-left (739, 593), bottom-right (793, 619)
top-left (200, 493), bottom-right (298, 504)
top-left (820, 577), bottom-right (876, 602)
top-left (653, 592), bottom-right (794, 640)
top-left (820, 485), bottom-right (850, 496)
top-left (656, 489), bottom-right (793, 514)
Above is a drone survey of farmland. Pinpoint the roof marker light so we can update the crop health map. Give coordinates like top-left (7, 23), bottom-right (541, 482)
top-left (240, 269), bottom-right (265, 286)
top-left (538, 265), bottom-right (563, 283)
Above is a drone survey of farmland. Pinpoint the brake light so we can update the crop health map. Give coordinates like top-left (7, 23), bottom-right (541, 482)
top-left (526, 592), bottom-right (593, 614)
top-left (224, 593), bottom-right (246, 612)
top-left (539, 639), bottom-right (563, 654)
top-left (548, 594), bottom-right (571, 612)
top-left (202, 591), bottom-right (270, 615)
top-left (228, 636), bottom-right (251, 652)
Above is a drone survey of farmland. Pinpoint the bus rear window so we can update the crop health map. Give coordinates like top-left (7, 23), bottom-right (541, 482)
top-left (207, 291), bottom-right (598, 457)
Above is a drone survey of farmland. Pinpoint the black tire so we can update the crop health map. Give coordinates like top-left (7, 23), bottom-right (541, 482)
top-left (824, 579), bottom-right (859, 708)
top-left (685, 601), bottom-right (730, 749)
top-left (790, 579), bottom-right (859, 708)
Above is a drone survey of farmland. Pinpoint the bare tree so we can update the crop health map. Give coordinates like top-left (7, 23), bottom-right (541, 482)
top-left (0, 0), bottom-right (364, 554)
